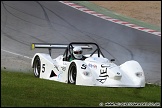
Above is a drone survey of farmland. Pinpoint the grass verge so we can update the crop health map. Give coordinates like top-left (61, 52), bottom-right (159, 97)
top-left (71, 1), bottom-right (161, 32)
top-left (1, 71), bottom-right (161, 107)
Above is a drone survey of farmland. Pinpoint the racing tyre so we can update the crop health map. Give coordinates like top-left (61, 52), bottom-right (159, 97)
top-left (68, 62), bottom-right (77, 84)
top-left (33, 56), bottom-right (41, 77)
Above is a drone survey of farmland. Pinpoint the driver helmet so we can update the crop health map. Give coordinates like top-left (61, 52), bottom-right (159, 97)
top-left (73, 46), bottom-right (83, 59)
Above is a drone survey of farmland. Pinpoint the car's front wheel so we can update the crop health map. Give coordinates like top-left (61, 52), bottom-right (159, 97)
top-left (68, 62), bottom-right (77, 84)
top-left (33, 56), bottom-right (41, 77)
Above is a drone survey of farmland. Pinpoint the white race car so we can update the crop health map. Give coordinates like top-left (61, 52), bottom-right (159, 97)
top-left (31, 42), bottom-right (145, 87)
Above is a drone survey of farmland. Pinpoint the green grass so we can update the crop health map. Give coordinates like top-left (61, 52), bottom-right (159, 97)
top-left (1, 71), bottom-right (161, 107)
top-left (71, 1), bottom-right (161, 32)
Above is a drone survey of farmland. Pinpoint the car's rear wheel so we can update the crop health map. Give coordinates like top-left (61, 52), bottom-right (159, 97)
top-left (33, 56), bottom-right (41, 77)
top-left (68, 62), bottom-right (77, 84)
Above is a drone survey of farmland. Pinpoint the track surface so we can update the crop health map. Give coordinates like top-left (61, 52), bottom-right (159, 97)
top-left (1, 1), bottom-right (161, 84)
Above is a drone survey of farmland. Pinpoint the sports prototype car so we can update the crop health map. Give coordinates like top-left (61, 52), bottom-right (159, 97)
top-left (31, 42), bottom-right (145, 87)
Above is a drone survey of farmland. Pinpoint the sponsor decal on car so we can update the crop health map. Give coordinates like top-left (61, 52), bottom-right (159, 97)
top-left (88, 63), bottom-right (97, 69)
top-left (61, 66), bottom-right (66, 71)
top-left (96, 68), bottom-right (109, 84)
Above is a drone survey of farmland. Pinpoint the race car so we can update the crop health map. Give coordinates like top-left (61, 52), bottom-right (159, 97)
top-left (31, 42), bottom-right (145, 87)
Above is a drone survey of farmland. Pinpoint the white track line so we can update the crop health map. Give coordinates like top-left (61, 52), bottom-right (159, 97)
top-left (1, 49), bottom-right (32, 59)
top-left (59, 1), bottom-right (161, 37)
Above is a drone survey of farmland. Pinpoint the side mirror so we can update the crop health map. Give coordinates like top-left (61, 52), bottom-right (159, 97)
top-left (110, 59), bottom-right (115, 62)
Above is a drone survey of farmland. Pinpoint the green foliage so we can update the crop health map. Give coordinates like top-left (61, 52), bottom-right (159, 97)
top-left (1, 71), bottom-right (161, 107)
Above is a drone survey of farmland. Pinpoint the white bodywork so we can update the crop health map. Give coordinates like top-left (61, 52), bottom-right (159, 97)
top-left (31, 52), bottom-right (145, 87)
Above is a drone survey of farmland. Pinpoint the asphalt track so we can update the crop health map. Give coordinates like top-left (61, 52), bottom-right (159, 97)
top-left (1, 1), bottom-right (161, 84)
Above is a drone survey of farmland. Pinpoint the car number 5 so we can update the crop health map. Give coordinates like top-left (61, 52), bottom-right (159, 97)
top-left (42, 64), bottom-right (45, 73)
